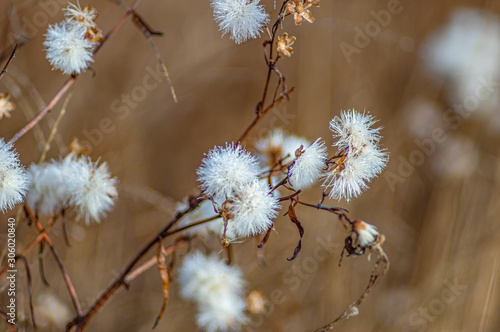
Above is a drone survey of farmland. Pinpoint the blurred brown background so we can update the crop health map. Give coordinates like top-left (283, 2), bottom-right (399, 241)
top-left (1, 0), bottom-right (500, 331)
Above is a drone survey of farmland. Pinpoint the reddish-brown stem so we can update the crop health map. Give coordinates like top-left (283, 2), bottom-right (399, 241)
top-left (8, 0), bottom-right (144, 145)
top-left (124, 238), bottom-right (188, 283)
top-left (0, 43), bottom-right (17, 80)
top-left (66, 197), bottom-right (202, 332)
top-left (26, 207), bottom-right (83, 316)
top-left (238, 87), bottom-right (295, 143)
top-left (0, 212), bottom-right (60, 276)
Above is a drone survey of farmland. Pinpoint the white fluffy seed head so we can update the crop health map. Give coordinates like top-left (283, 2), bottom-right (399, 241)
top-left (26, 162), bottom-right (69, 216)
top-left (197, 143), bottom-right (261, 202)
top-left (254, 128), bottom-right (309, 167)
top-left (211, 0), bottom-right (270, 44)
top-left (44, 21), bottom-right (96, 75)
top-left (0, 139), bottom-right (29, 212)
top-left (329, 110), bottom-right (382, 153)
top-left (323, 110), bottom-right (388, 201)
top-left (223, 179), bottom-right (280, 238)
top-left (178, 252), bottom-right (248, 331)
top-left (289, 138), bottom-right (327, 190)
top-left (353, 220), bottom-right (379, 247)
top-left (62, 156), bottom-right (117, 223)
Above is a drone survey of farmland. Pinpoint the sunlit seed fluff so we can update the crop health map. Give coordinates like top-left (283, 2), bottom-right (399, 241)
top-left (44, 21), bottom-right (96, 75)
top-left (254, 128), bottom-right (309, 167)
top-left (288, 138), bottom-right (327, 190)
top-left (63, 156), bottom-right (117, 223)
top-left (324, 110), bottom-right (388, 201)
top-left (353, 220), bottom-right (379, 247)
top-left (0, 139), bottom-right (29, 212)
top-left (26, 162), bottom-right (69, 216)
top-left (210, 0), bottom-right (269, 44)
top-left (178, 252), bottom-right (247, 331)
top-left (197, 143), bottom-right (261, 202)
top-left (330, 110), bottom-right (382, 153)
top-left (224, 179), bottom-right (280, 237)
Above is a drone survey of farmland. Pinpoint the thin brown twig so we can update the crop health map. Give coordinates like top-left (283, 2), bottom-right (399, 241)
top-left (66, 196), bottom-right (202, 332)
top-left (124, 237), bottom-right (189, 283)
top-left (0, 43), bottom-right (18, 80)
top-left (8, 0), bottom-right (144, 145)
top-left (0, 213), bottom-right (60, 277)
top-left (313, 237), bottom-right (390, 332)
top-left (25, 206), bottom-right (83, 317)
top-left (237, 87), bottom-right (295, 143)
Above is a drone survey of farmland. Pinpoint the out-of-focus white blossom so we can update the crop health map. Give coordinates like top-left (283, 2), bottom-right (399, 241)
top-left (63, 156), bottom-right (117, 223)
top-left (36, 292), bottom-right (72, 328)
top-left (197, 143), bottom-right (261, 202)
top-left (288, 138), bottom-right (327, 190)
top-left (210, 0), bottom-right (269, 44)
top-left (254, 128), bottom-right (308, 167)
top-left (44, 21), bottom-right (96, 75)
top-left (323, 110), bottom-right (388, 201)
top-left (0, 139), bottom-right (29, 212)
top-left (223, 179), bottom-right (280, 238)
top-left (353, 220), bottom-right (379, 247)
top-left (422, 8), bottom-right (500, 114)
top-left (26, 162), bottom-right (68, 216)
top-left (178, 252), bottom-right (248, 332)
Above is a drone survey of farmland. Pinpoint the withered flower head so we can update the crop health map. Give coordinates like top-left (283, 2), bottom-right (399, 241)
top-left (276, 33), bottom-right (296, 57)
top-left (286, 0), bottom-right (320, 25)
top-left (0, 93), bottom-right (15, 120)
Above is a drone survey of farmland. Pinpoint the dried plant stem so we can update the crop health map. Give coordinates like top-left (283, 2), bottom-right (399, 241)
top-left (25, 207), bottom-right (83, 316)
top-left (39, 92), bottom-right (73, 164)
top-left (8, 77), bottom-right (75, 144)
top-left (0, 43), bottom-right (17, 80)
top-left (67, 198), bottom-right (201, 332)
top-left (124, 237), bottom-right (189, 283)
top-left (238, 87), bottom-right (295, 143)
top-left (8, 0), bottom-right (145, 145)
top-left (0, 213), bottom-right (60, 277)
top-left (314, 240), bottom-right (390, 332)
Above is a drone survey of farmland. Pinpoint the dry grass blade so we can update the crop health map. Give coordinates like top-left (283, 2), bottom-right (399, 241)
top-left (39, 91), bottom-right (73, 164)
top-left (152, 241), bottom-right (170, 329)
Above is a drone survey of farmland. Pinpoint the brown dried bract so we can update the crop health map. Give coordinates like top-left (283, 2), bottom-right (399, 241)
top-left (286, 0), bottom-right (320, 25)
top-left (277, 33), bottom-right (296, 57)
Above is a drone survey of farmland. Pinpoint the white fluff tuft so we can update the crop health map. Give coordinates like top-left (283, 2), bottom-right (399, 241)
top-left (63, 156), bottom-right (118, 223)
top-left (323, 110), bottom-right (388, 201)
top-left (197, 143), bottom-right (261, 202)
top-left (44, 21), bottom-right (95, 75)
top-left (26, 162), bottom-right (68, 216)
top-left (224, 179), bottom-right (280, 237)
top-left (210, 0), bottom-right (269, 44)
top-left (289, 138), bottom-right (327, 190)
top-left (0, 139), bottom-right (29, 212)
top-left (178, 252), bottom-right (248, 332)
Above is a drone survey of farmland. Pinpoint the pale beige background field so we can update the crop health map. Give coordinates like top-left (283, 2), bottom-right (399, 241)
top-left (1, 0), bottom-right (500, 331)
